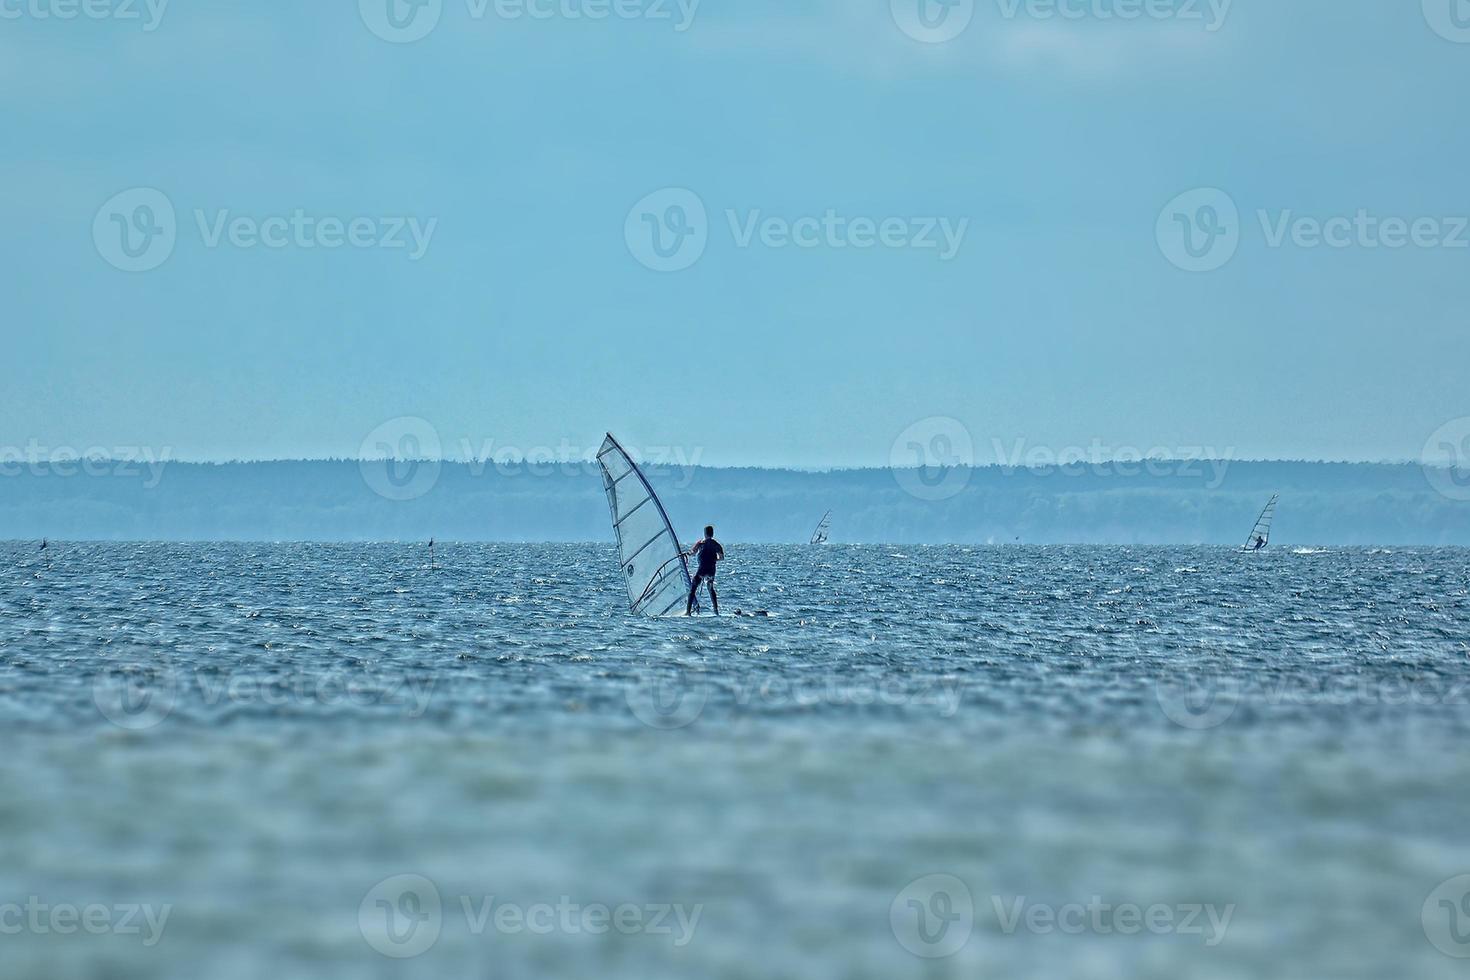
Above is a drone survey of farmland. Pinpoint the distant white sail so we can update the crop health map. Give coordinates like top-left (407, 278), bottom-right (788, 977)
top-left (597, 434), bottom-right (697, 617)
top-left (1243, 494), bottom-right (1279, 551)
top-left (810, 510), bottom-right (832, 546)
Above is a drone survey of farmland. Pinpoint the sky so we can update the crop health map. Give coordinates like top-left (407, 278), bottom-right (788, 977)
top-left (4, 0), bottom-right (1468, 468)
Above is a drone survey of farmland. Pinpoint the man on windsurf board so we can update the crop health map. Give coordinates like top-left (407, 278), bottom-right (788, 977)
top-left (685, 526), bottom-right (724, 616)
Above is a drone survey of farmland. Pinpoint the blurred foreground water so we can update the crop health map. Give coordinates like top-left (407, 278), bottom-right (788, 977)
top-left (1, 543), bottom-right (1468, 979)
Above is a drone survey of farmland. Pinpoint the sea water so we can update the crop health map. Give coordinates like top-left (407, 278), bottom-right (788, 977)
top-left (1, 543), bottom-right (1468, 979)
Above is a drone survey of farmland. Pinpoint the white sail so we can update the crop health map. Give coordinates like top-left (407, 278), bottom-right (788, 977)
top-left (1243, 494), bottom-right (1279, 551)
top-left (810, 510), bottom-right (832, 546)
top-left (597, 434), bottom-right (697, 617)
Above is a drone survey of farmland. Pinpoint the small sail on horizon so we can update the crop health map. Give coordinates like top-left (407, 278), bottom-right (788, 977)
top-left (810, 510), bottom-right (832, 546)
top-left (597, 434), bottom-right (698, 617)
top-left (1243, 494), bottom-right (1280, 551)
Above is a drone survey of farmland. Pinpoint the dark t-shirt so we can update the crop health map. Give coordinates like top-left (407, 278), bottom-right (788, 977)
top-left (692, 538), bottom-right (724, 576)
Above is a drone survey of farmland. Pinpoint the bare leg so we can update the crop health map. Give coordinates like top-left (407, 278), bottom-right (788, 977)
top-left (708, 580), bottom-right (719, 616)
top-left (686, 575), bottom-right (703, 616)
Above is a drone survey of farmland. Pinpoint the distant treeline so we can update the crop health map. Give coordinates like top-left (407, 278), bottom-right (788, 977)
top-left (1, 458), bottom-right (1467, 545)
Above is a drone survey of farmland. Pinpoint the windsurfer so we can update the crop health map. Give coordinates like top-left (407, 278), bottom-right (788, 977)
top-left (685, 526), bottom-right (724, 616)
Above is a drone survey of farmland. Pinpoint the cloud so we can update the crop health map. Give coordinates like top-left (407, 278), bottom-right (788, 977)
top-left (989, 17), bottom-right (1228, 78)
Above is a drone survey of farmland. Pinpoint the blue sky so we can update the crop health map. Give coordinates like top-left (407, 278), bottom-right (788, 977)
top-left (5, 0), bottom-right (1468, 467)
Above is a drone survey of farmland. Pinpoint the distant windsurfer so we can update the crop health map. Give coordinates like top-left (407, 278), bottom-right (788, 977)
top-left (1253, 535), bottom-right (1266, 551)
top-left (685, 526), bottom-right (724, 616)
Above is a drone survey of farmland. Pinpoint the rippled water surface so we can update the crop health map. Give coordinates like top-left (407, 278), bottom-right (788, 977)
top-left (2, 543), bottom-right (1468, 978)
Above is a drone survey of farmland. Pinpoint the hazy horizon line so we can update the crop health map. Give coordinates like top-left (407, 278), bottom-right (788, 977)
top-left (12, 455), bottom-right (1441, 469)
